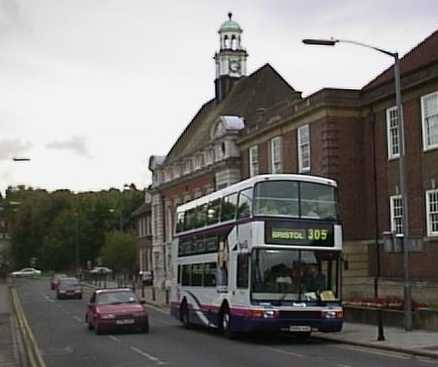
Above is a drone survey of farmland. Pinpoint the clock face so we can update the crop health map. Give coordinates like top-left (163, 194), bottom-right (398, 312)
top-left (229, 60), bottom-right (241, 73)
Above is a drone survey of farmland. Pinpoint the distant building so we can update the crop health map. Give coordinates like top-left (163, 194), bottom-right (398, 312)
top-left (131, 192), bottom-right (152, 276)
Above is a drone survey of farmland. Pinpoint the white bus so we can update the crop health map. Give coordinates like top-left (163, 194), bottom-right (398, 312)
top-left (170, 174), bottom-right (343, 337)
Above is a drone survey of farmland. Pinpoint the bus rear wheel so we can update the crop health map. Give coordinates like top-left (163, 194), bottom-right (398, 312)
top-left (180, 302), bottom-right (191, 329)
top-left (220, 306), bottom-right (235, 339)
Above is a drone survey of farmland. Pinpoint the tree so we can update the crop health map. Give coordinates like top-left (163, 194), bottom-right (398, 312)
top-left (100, 231), bottom-right (137, 273)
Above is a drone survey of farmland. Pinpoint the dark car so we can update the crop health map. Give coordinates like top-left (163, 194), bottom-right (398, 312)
top-left (50, 273), bottom-right (67, 290)
top-left (85, 288), bottom-right (149, 334)
top-left (56, 277), bottom-right (82, 299)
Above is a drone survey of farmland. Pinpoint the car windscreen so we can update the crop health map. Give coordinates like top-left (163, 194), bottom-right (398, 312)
top-left (59, 279), bottom-right (80, 287)
top-left (96, 291), bottom-right (138, 305)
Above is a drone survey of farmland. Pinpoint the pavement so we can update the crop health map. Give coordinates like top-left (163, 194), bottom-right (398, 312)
top-left (0, 280), bottom-right (19, 367)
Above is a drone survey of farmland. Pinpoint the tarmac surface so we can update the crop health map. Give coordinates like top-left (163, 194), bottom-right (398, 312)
top-left (4, 278), bottom-right (438, 367)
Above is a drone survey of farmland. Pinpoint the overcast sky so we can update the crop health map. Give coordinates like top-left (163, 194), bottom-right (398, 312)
top-left (1, 0), bottom-right (437, 194)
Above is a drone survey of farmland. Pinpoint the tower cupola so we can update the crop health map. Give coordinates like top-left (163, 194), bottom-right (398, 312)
top-left (214, 13), bottom-right (248, 103)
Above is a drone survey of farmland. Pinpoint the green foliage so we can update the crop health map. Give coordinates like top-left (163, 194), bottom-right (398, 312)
top-left (4, 185), bottom-right (143, 271)
top-left (100, 231), bottom-right (137, 272)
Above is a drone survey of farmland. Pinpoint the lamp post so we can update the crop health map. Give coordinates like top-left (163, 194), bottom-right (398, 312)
top-left (303, 38), bottom-right (412, 331)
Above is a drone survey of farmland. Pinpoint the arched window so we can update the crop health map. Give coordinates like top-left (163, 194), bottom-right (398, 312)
top-left (224, 35), bottom-right (230, 49)
top-left (231, 35), bottom-right (237, 50)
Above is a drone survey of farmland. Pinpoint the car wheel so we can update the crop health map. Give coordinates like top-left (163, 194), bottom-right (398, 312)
top-left (95, 321), bottom-right (103, 335)
top-left (220, 305), bottom-right (236, 339)
top-left (180, 302), bottom-right (191, 329)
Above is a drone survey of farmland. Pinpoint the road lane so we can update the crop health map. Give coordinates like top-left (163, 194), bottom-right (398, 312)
top-left (14, 279), bottom-right (438, 367)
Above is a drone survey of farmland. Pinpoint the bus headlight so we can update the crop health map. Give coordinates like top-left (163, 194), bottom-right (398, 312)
top-left (263, 310), bottom-right (278, 319)
top-left (248, 309), bottom-right (278, 319)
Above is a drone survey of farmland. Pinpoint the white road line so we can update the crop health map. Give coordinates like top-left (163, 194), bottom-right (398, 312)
top-left (43, 295), bottom-right (55, 303)
top-left (129, 346), bottom-right (166, 365)
top-left (73, 316), bottom-right (82, 323)
top-left (263, 346), bottom-right (304, 358)
top-left (108, 335), bottom-right (120, 342)
top-left (332, 344), bottom-right (411, 360)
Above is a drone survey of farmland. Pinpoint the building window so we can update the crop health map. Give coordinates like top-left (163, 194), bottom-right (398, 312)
top-left (386, 106), bottom-right (400, 159)
top-left (426, 189), bottom-right (438, 236)
top-left (249, 145), bottom-right (259, 177)
top-left (390, 195), bottom-right (403, 235)
top-left (183, 159), bottom-right (192, 175)
top-left (298, 125), bottom-right (310, 172)
top-left (270, 137), bottom-right (282, 173)
top-left (422, 91), bottom-right (438, 151)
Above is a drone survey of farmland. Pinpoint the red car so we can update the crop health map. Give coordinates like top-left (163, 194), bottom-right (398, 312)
top-left (85, 288), bottom-right (149, 334)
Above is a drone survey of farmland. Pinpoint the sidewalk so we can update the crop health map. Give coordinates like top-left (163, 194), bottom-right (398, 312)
top-left (0, 281), bottom-right (19, 367)
top-left (315, 322), bottom-right (438, 359)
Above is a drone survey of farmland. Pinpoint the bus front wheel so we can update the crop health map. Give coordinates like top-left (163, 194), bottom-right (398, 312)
top-left (220, 306), bottom-right (235, 339)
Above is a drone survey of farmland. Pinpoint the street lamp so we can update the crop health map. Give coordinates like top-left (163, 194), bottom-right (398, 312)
top-left (303, 37), bottom-right (412, 331)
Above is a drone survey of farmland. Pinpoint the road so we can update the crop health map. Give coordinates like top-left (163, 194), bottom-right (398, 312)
top-left (13, 278), bottom-right (438, 367)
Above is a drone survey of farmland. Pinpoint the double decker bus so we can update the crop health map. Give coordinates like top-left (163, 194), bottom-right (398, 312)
top-left (170, 174), bottom-right (343, 337)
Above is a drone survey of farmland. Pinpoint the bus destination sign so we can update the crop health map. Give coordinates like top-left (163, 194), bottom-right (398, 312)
top-left (266, 221), bottom-right (334, 247)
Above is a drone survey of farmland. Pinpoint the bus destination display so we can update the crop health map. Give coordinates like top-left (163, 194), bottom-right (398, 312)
top-left (266, 221), bottom-right (334, 247)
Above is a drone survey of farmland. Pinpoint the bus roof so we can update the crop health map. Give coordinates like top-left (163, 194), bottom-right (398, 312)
top-left (177, 174), bottom-right (337, 212)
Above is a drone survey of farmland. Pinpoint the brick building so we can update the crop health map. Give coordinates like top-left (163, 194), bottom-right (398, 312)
top-left (148, 16), bottom-right (438, 303)
top-left (238, 30), bottom-right (438, 303)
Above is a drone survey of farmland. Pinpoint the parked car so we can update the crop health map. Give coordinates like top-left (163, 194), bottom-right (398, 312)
top-left (85, 288), bottom-right (149, 334)
top-left (10, 268), bottom-right (42, 277)
top-left (89, 266), bottom-right (113, 275)
top-left (50, 273), bottom-right (67, 290)
top-left (56, 277), bottom-right (82, 299)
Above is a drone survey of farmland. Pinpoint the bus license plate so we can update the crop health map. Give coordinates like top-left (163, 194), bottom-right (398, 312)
top-left (289, 325), bottom-right (311, 332)
top-left (116, 319), bottom-right (134, 325)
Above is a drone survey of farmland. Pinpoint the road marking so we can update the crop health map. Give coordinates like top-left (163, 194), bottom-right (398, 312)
top-left (43, 295), bottom-right (55, 303)
top-left (332, 344), bottom-right (411, 360)
top-left (129, 346), bottom-right (166, 365)
top-left (108, 335), bottom-right (120, 342)
top-left (73, 316), bottom-right (82, 323)
top-left (263, 346), bottom-right (304, 358)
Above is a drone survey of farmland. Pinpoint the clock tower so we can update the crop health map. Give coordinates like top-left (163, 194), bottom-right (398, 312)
top-left (214, 13), bottom-right (248, 103)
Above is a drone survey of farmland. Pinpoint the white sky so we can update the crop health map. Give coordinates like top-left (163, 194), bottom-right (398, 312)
top-left (1, 0), bottom-right (437, 194)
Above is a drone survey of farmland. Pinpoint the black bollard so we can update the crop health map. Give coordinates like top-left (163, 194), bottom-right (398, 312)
top-left (377, 308), bottom-right (385, 341)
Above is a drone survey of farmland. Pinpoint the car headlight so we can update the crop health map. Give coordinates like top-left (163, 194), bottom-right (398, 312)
top-left (322, 310), bottom-right (343, 319)
top-left (100, 314), bottom-right (116, 319)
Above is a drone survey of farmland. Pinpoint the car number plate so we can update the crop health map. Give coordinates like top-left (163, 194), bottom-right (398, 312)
top-left (116, 319), bottom-right (135, 325)
top-left (289, 325), bottom-right (311, 332)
